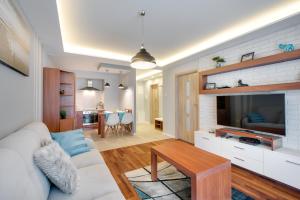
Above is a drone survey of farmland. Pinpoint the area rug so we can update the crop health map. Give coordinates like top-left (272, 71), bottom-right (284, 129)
top-left (125, 161), bottom-right (253, 200)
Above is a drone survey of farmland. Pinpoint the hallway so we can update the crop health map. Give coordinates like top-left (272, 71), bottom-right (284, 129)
top-left (84, 122), bottom-right (170, 151)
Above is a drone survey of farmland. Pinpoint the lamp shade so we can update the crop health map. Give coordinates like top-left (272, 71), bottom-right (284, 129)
top-left (118, 83), bottom-right (125, 89)
top-left (104, 82), bottom-right (110, 87)
top-left (131, 47), bottom-right (156, 69)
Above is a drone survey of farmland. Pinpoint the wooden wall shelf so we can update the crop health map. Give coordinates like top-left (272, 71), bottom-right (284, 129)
top-left (199, 49), bottom-right (300, 94)
top-left (200, 82), bottom-right (300, 94)
top-left (215, 128), bottom-right (282, 150)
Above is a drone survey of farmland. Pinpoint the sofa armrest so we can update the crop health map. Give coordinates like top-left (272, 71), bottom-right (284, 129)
top-left (85, 138), bottom-right (95, 149)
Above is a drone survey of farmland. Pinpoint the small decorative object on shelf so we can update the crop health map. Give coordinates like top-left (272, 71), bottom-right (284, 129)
top-left (279, 44), bottom-right (295, 52)
top-left (217, 86), bottom-right (231, 89)
top-left (241, 52), bottom-right (254, 62)
top-left (205, 83), bottom-right (216, 90)
top-left (60, 110), bottom-right (67, 119)
top-left (237, 79), bottom-right (248, 87)
top-left (96, 101), bottom-right (104, 110)
top-left (212, 56), bottom-right (225, 67)
top-left (208, 129), bottom-right (215, 134)
top-left (59, 90), bottom-right (65, 95)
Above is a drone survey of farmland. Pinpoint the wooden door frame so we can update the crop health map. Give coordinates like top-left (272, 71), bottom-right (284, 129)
top-left (175, 71), bottom-right (199, 140)
top-left (150, 84), bottom-right (159, 124)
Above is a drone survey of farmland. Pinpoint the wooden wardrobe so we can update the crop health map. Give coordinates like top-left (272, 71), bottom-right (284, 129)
top-left (43, 68), bottom-right (75, 132)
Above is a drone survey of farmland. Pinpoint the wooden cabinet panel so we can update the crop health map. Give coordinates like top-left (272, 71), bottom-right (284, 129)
top-left (60, 71), bottom-right (75, 84)
top-left (60, 96), bottom-right (74, 107)
top-left (43, 68), bottom-right (75, 132)
top-left (43, 68), bottom-right (60, 132)
top-left (60, 118), bottom-right (74, 132)
top-left (75, 111), bottom-right (83, 129)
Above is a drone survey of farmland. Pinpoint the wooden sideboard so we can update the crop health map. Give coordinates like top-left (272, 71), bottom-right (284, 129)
top-left (43, 68), bottom-right (75, 132)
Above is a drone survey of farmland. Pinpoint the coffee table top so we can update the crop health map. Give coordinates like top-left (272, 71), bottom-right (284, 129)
top-left (151, 140), bottom-right (230, 177)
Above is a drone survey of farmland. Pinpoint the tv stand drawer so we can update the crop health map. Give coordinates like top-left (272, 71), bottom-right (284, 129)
top-left (221, 139), bottom-right (263, 161)
top-left (231, 154), bottom-right (263, 174)
top-left (264, 150), bottom-right (300, 189)
top-left (195, 132), bottom-right (221, 155)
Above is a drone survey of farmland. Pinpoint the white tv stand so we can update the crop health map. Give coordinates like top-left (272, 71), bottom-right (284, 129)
top-left (194, 130), bottom-right (300, 189)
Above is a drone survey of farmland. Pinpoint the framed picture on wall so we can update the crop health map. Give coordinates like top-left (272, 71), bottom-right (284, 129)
top-left (205, 83), bottom-right (216, 90)
top-left (240, 52), bottom-right (254, 62)
top-left (0, 1), bottom-right (30, 76)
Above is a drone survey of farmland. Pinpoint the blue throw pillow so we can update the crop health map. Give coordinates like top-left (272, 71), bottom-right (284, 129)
top-left (247, 113), bottom-right (265, 123)
top-left (51, 129), bottom-right (90, 157)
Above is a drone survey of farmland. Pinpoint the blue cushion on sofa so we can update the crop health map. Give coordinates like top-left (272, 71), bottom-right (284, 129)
top-left (51, 129), bottom-right (90, 156)
top-left (247, 113), bottom-right (265, 123)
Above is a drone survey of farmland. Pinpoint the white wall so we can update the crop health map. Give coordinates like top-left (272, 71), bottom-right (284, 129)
top-left (0, 1), bottom-right (49, 139)
top-left (137, 77), bottom-right (163, 123)
top-left (120, 69), bottom-right (136, 132)
top-left (136, 82), bottom-right (146, 122)
top-left (163, 23), bottom-right (300, 150)
top-left (73, 70), bottom-right (120, 111)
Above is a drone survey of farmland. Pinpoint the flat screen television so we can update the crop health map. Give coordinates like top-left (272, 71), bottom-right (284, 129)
top-left (217, 94), bottom-right (285, 136)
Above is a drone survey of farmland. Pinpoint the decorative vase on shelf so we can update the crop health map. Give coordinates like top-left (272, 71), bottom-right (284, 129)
top-left (60, 110), bottom-right (67, 119)
top-left (216, 62), bottom-right (223, 68)
top-left (212, 56), bottom-right (225, 68)
top-left (278, 44), bottom-right (295, 52)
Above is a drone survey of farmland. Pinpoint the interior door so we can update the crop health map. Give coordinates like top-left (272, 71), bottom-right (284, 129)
top-left (150, 84), bottom-right (159, 124)
top-left (178, 72), bottom-right (199, 143)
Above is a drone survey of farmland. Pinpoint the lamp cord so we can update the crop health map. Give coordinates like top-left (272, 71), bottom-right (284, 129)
top-left (140, 11), bottom-right (145, 49)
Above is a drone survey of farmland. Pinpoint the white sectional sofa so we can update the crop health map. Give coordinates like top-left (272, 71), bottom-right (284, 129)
top-left (0, 122), bottom-right (125, 200)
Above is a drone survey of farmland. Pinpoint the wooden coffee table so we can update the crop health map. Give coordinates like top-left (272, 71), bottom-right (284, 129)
top-left (151, 140), bottom-right (231, 200)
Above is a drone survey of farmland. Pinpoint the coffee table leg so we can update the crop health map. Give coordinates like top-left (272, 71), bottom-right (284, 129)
top-left (191, 176), bottom-right (197, 200)
top-left (151, 151), bottom-right (158, 181)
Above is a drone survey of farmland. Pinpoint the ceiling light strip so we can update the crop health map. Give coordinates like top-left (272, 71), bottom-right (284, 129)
top-left (56, 1), bottom-right (300, 67)
top-left (158, 2), bottom-right (300, 66)
top-left (136, 70), bottom-right (162, 81)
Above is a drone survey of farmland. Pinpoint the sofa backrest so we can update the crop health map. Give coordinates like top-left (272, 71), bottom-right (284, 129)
top-left (0, 122), bottom-right (51, 200)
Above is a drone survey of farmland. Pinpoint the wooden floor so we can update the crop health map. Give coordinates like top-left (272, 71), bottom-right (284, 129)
top-left (101, 139), bottom-right (300, 200)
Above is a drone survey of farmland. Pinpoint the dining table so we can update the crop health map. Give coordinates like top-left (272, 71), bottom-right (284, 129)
top-left (98, 109), bottom-right (132, 138)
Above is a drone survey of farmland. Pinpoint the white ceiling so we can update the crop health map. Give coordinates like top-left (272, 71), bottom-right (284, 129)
top-left (17, 0), bottom-right (300, 77)
top-left (57, 0), bottom-right (288, 58)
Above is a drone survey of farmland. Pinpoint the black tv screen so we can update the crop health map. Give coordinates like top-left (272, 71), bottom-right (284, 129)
top-left (217, 94), bottom-right (285, 136)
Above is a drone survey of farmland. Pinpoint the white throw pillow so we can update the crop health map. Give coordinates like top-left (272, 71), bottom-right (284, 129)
top-left (33, 140), bottom-right (79, 194)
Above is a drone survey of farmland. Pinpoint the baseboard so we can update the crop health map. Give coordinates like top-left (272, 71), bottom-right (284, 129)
top-left (163, 132), bottom-right (176, 138)
top-left (137, 121), bottom-right (151, 124)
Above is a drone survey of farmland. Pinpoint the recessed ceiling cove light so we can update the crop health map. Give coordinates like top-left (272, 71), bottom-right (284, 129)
top-left (56, 1), bottom-right (300, 67)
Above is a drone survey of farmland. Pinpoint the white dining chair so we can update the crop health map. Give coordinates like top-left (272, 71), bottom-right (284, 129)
top-left (105, 113), bottom-right (120, 136)
top-left (119, 112), bottom-right (133, 135)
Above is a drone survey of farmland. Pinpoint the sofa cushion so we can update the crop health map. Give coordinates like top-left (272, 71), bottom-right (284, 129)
top-left (71, 149), bottom-right (105, 169)
top-left (0, 148), bottom-right (41, 200)
top-left (34, 140), bottom-right (79, 194)
top-left (23, 122), bottom-right (52, 141)
top-left (48, 164), bottom-right (125, 200)
top-left (85, 138), bottom-right (95, 149)
top-left (51, 129), bottom-right (90, 156)
top-left (0, 124), bottom-right (51, 200)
